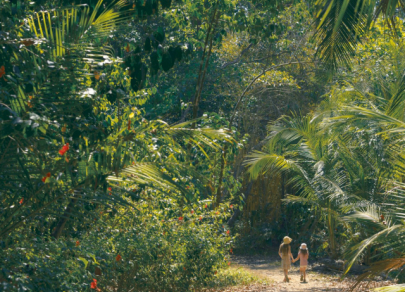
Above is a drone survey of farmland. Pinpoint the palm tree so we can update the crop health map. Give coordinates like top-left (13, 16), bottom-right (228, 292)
top-left (314, 0), bottom-right (404, 70)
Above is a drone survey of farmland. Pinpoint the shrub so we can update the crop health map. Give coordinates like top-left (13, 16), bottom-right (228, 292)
top-left (0, 199), bottom-right (234, 291)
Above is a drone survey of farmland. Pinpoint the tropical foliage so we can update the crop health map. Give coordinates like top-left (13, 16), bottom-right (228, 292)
top-left (2, 0), bottom-right (405, 291)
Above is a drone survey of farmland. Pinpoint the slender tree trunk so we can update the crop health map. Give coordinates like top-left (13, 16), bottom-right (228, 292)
top-left (192, 7), bottom-right (219, 122)
top-left (327, 205), bottom-right (337, 259)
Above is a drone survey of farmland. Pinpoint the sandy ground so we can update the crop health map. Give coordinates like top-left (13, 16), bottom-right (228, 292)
top-left (216, 255), bottom-right (395, 292)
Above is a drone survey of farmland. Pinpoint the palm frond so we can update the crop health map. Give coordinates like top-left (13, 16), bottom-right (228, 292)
top-left (314, 0), bottom-right (369, 70)
top-left (27, 0), bottom-right (129, 60)
top-left (352, 258), bottom-right (405, 290)
top-left (244, 151), bottom-right (299, 180)
top-left (374, 284), bottom-right (405, 292)
top-left (107, 163), bottom-right (195, 201)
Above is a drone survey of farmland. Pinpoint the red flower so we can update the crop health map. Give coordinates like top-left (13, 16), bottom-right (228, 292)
top-left (41, 176), bottom-right (47, 182)
top-left (116, 254), bottom-right (122, 262)
top-left (0, 66), bottom-right (5, 79)
top-left (226, 230), bottom-right (230, 235)
top-left (230, 248), bottom-right (233, 254)
top-left (178, 216), bottom-right (183, 221)
top-left (108, 187), bottom-right (112, 191)
top-left (90, 279), bottom-right (97, 289)
top-left (75, 240), bottom-right (80, 247)
top-left (183, 267), bottom-right (186, 271)
top-left (199, 217), bottom-right (202, 221)
top-left (380, 214), bottom-right (385, 220)
top-left (59, 143), bottom-right (69, 156)
top-left (46, 172), bottom-right (51, 178)
top-left (230, 204), bottom-right (233, 208)
top-left (19, 198), bottom-right (24, 204)
top-left (127, 119), bottom-right (131, 130)
top-left (214, 271), bottom-right (217, 275)
top-left (228, 262), bottom-right (231, 266)
top-left (186, 185), bottom-right (190, 189)
top-left (204, 204), bottom-right (207, 208)
top-left (191, 210), bottom-right (194, 214)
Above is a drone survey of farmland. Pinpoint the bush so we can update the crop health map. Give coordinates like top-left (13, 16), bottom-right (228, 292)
top-left (0, 198), bottom-right (234, 291)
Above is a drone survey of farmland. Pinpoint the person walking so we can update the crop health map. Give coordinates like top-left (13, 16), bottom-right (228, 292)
top-left (279, 236), bottom-right (294, 282)
top-left (293, 243), bottom-right (309, 283)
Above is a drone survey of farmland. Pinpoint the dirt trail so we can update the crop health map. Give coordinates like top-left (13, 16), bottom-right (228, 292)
top-left (227, 255), bottom-right (394, 292)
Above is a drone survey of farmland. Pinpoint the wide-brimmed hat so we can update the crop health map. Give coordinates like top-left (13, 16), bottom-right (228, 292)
top-left (300, 243), bottom-right (307, 249)
top-left (283, 236), bottom-right (292, 244)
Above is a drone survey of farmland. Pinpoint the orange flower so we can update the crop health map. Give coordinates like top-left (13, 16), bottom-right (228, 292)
top-left (46, 172), bottom-right (51, 178)
top-left (214, 271), bottom-right (217, 275)
top-left (228, 262), bottom-right (231, 266)
top-left (94, 71), bottom-right (100, 80)
top-left (116, 254), bottom-right (122, 262)
top-left (19, 198), bottom-right (24, 204)
top-left (183, 267), bottom-right (186, 271)
top-left (41, 176), bottom-right (47, 183)
top-left (75, 240), bottom-right (80, 247)
top-left (178, 216), bottom-right (183, 221)
top-left (108, 187), bottom-right (112, 191)
top-left (199, 217), bottom-right (202, 221)
top-left (126, 44), bottom-right (130, 53)
top-left (90, 279), bottom-right (97, 289)
top-left (230, 248), bottom-right (233, 254)
top-left (191, 210), bottom-right (194, 214)
top-left (0, 66), bottom-right (5, 78)
top-left (226, 230), bottom-right (230, 235)
top-left (230, 204), bottom-right (233, 208)
top-left (204, 204), bottom-right (207, 208)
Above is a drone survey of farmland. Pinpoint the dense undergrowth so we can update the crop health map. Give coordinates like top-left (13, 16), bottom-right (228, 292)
top-left (1, 197), bottom-right (235, 291)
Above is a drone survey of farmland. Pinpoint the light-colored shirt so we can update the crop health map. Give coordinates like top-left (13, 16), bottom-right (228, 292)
top-left (298, 250), bottom-right (309, 266)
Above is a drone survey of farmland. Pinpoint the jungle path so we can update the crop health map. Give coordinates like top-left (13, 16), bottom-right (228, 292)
top-left (219, 255), bottom-right (394, 292)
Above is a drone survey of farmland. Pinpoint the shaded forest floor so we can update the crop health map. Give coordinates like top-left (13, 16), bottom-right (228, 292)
top-left (209, 255), bottom-right (395, 292)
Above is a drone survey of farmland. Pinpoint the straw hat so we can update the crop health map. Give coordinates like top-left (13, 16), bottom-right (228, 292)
top-left (283, 236), bottom-right (292, 244)
top-left (300, 243), bottom-right (307, 250)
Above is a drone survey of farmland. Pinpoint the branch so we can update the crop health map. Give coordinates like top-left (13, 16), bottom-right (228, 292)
top-left (220, 43), bottom-right (254, 69)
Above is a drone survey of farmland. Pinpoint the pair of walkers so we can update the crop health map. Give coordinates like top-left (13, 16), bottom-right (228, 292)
top-left (278, 236), bottom-right (309, 283)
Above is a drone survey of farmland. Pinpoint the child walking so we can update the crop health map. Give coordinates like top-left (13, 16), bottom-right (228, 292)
top-left (279, 236), bottom-right (294, 283)
top-left (293, 243), bottom-right (309, 283)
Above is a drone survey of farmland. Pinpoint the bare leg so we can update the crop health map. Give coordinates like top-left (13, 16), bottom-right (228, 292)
top-left (303, 267), bottom-right (307, 282)
top-left (283, 269), bottom-right (288, 282)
